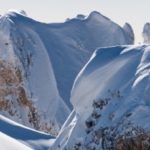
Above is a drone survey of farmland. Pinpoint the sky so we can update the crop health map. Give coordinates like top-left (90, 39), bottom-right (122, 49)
top-left (0, 0), bottom-right (150, 43)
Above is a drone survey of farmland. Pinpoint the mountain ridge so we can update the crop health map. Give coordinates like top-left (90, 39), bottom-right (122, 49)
top-left (51, 44), bottom-right (150, 150)
top-left (0, 10), bottom-right (134, 136)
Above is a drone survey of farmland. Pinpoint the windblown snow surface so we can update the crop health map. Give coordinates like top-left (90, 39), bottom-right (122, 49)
top-left (51, 45), bottom-right (150, 150)
top-left (0, 10), bottom-right (134, 134)
top-left (0, 115), bottom-right (53, 150)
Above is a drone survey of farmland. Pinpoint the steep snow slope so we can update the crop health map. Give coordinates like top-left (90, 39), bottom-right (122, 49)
top-left (0, 115), bottom-right (53, 150)
top-left (34, 11), bottom-right (134, 108)
top-left (6, 10), bottom-right (134, 107)
top-left (0, 11), bottom-right (69, 135)
top-left (51, 45), bottom-right (150, 150)
top-left (0, 10), bottom-right (134, 134)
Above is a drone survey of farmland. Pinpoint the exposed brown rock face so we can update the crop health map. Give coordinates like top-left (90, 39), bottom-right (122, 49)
top-left (0, 59), bottom-right (57, 135)
top-left (0, 60), bottom-right (20, 115)
top-left (115, 133), bottom-right (150, 150)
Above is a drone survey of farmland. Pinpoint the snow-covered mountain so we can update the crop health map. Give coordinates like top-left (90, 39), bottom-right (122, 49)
top-left (52, 45), bottom-right (150, 150)
top-left (0, 10), bottom-right (134, 134)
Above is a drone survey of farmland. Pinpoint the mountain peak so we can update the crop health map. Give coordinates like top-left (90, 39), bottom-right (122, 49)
top-left (143, 22), bottom-right (150, 43)
top-left (123, 22), bottom-right (134, 44)
top-left (19, 10), bottom-right (27, 16)
top-left (89, 11), bottom-right (101, 17)
top-left (1, 10), bottom-right (28, 21)
top-left (76, 14), bottom-right (86, 20)
top-left (88, 11), bottom-right (110, 21)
